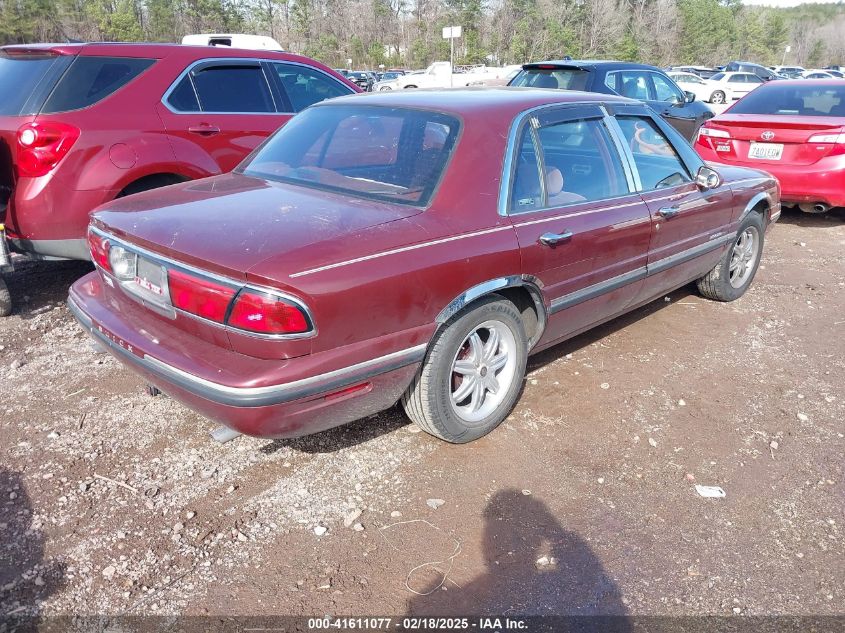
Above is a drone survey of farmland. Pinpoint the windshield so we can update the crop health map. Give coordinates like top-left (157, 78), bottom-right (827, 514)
top-left (0, 53), bottom-right (72, 115)
top-left (509, 68), bottom-right (589, 90)
top-left (710, 73), bottom-right (725, 81)
top-left (242, 105), bottom-right (460, 206)
top-left (730, 83), bottom-right (845, 117)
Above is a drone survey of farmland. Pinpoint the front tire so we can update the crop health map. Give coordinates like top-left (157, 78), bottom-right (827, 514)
top-left (697, 212), bottom-right (764, 302)
top-left (402, 296), bottom-right (528, 443)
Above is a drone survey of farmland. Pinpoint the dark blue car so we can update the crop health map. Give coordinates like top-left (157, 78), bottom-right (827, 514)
top-left (509, 60), bottom-right (714, 141)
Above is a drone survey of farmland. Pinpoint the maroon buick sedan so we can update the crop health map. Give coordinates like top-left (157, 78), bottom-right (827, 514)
top-left (69, 89), bottom-right (780, 444)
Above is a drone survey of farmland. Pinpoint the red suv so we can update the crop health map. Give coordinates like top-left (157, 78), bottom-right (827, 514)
top-left (0, 43), bottom-right (358, 266)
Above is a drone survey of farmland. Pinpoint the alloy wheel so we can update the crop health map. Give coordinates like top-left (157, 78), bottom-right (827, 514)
top-left (449, 320), bottom-right (518, 424)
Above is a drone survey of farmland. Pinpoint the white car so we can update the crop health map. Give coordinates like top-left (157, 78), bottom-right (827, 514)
top-left (801, 70), bottom-right (836, 79)
top-left (668, 71), bottom-right (715, 102)
top-left (703, 71), bottom-right (764, 104)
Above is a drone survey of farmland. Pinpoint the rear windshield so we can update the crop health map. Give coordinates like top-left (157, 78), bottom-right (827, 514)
top-left (730, 83), bottom-right (845, 117)
top-left (242, 105), bottom-right (460, 206)
top-left (0, 54), bottom-right (72, 115)
top-left (42, 56), bottom-right (155, 113)
top-left (509, 68), bottom-right (589, 90)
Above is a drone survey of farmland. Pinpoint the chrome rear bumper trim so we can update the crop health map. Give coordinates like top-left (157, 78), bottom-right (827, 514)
top-left (68, 296), bottom-right (426, 408)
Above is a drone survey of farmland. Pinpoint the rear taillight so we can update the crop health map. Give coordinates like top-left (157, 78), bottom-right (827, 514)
top-left (88, 230), bottom-right (111, 272)
top-left (696, 125), bottom-right (730, 142)
top-left (807, 132), bottom-right (845, 144)
top-left (227, 290), bottom-right (311, 335)
top-left (16, 121), bottom-right (80, 177)
top-left (168, 269), bottom-right (235, 323)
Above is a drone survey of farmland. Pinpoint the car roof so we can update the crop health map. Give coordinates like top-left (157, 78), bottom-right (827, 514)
top-left (523, 60), bottom-right (661, 71)
top-left (319, 86), bottom-right (636, 117)
top-left (0, 41), bottom-right (313, 63)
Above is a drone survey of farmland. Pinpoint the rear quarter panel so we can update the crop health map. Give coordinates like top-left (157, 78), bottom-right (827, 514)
top-left (246, 107), bottom-right (523, 357)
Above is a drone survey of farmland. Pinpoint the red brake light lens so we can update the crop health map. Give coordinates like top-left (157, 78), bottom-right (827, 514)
top-left (168, 269), bottom-right (236, 323)
top-left (227, 290), bottom-right (311, 335)
top-left (87, 231), bottom-right (111, 272)
top-left (16, 122), bottom-right (80, 177)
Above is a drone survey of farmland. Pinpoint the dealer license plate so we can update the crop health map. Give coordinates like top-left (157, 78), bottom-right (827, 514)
top-left (133, 256), bottom-right (166, 298)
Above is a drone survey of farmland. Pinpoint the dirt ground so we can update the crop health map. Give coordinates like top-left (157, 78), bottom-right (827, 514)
top-left (0, 207), bottom-right (843, 622)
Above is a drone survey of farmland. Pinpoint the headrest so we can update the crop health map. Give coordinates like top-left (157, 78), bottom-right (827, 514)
top-left (545, 167), bottom-right (564, 196)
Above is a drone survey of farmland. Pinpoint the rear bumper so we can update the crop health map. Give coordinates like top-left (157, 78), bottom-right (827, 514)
top-left (700, 149), bottom-right (845, 207)
top-left (9, 236), bottom-right (89, 260)
top-left (68, 273), bottom-right (426, 438)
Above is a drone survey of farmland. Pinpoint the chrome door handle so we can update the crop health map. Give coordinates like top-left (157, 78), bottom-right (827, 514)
top-left (538, 230), bottom-right (573, 247)
top-left (658, 206), bottom-right (680, 219)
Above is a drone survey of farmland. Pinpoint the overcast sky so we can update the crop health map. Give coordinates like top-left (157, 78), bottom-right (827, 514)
top-left (743, 0), bottom-right (841, 6)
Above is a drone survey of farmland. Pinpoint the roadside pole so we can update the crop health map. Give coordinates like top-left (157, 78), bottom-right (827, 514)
top-left (442, 26), bottom-right (462, 87)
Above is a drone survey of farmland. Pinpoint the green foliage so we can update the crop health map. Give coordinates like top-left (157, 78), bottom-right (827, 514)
top-left (0, 0), bottom-right (842, 70)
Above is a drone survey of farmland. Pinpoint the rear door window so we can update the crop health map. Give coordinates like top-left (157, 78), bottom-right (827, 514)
top-left (0, 54), bottom-right (73, 115)
top-left (536, 118), bottom-right (629, 206)
top-left (41, 56), bottom-right (155, 113)
top-left (271, 63), bottom-right (353, 112)
top-left (191, 64), bottom-right (275, 113)
top-left (608, 71), bottom-right (650, 100)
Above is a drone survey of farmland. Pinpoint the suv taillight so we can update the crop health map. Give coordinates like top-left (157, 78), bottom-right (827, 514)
top-left (17, 121), bottom-right (80, 177)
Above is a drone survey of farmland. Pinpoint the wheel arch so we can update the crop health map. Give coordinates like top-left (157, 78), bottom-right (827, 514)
top-left (737, 191), bottom-right (774, 225)
top-left (434, 276), bottom-right (547, 349)
top-left (117, 172), bottom-right (191, 198)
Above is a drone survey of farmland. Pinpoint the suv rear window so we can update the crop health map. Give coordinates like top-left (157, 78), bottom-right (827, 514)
top-left (509, 67), bottom-right (589, 90)
top-left (41, 56), bottom-right (155, 113)
top-left (0, 54), bottom-right (73, 115)
top-left (243, 105), bottom-right (460, 206)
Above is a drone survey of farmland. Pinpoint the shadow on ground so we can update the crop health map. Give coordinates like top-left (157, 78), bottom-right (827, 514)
top-left (0, 468), bottom-right (66, 627)
top-left (407, 489), bottom-right (630, 629)
top-left (2, 258), bottom-right (92, 319)
top-left (777, 206), bottom-right (845, 228)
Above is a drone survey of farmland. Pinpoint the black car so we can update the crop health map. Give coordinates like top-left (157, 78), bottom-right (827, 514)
top-left (724, 61), bottom-right (782, 82)
top-left (347, 71), bottom-right (375, 91)
top-left (509, 60), bottom-right (714, 141)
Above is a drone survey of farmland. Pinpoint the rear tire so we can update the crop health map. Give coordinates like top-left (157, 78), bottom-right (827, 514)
top-left (697, 212), bottom-right (764, 302)
top-left (0, 276), bottom-right (11, 317)
top-left (402, 296), bottom-right (528, 443)
top-left (710, 91), bottom-right (726, 104)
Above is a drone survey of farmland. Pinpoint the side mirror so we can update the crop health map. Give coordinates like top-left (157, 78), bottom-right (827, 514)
top-left (695, 165), bottom-right (721, 190)
top-left (684, 91), bottom-right (696, 103)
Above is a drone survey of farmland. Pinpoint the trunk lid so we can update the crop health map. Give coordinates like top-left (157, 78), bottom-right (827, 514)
top-left (709, 114), bottom-right (845, 165)
top-left (92, 172), bottom-right (422, 281)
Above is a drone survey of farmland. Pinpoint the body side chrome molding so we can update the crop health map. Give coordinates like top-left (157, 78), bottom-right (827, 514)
top-left (69, 296), bottom-right (425, 408)
top-left (647, 233), bottom-right (734, 276)
top-left (550, 266), bottom-right (647, 314)
top-left (548, 233), bottom-right (734, 314)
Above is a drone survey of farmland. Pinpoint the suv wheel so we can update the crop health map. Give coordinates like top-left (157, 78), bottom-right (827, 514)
top-left (402, 296), bottom-right (528, 443)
